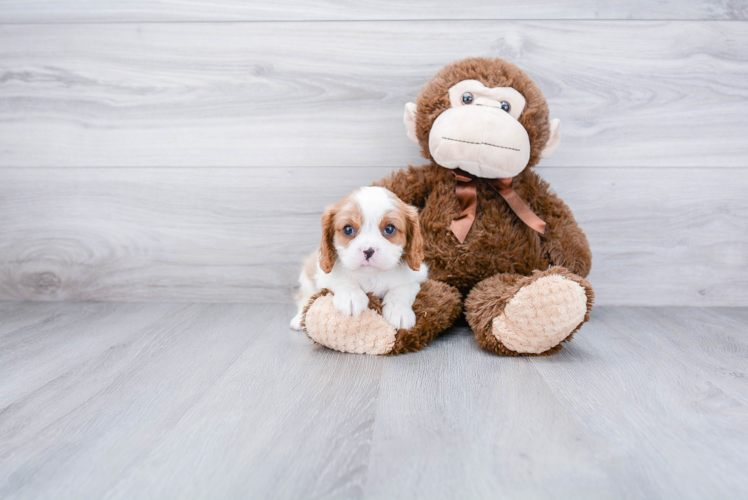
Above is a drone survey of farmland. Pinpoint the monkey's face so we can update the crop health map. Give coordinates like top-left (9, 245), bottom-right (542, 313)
top-left (427, 80), bottom-right (530, 179)
top-left (403, 59), bottom-right (561, 179)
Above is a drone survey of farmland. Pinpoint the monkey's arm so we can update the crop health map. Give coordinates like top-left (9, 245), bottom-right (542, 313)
top-left (372, 164), bottom-right (433, 209)
top-left (536, 189), bottom-right (592, 278)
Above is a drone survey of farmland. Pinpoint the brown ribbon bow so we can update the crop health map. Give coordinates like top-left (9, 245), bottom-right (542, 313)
top-left (450, 169), bottom-right (546, 243)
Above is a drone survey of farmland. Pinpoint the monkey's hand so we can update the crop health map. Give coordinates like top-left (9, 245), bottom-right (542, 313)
top-left (538, 192), bottom-right (592, 278)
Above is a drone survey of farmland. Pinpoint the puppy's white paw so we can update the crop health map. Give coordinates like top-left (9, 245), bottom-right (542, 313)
top-left (333, 289), bottom-right (370, 317)
top-left (382, 301), bottom-right (417, 330)
top-left (290, 313), bottom-right (303, 331)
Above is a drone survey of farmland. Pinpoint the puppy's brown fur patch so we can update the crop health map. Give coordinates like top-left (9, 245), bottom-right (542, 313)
top-left (379, 210), bottom-right (407, 247)
top-left (320, 195), bottom-right (363, 272)
top-left (332, 198), bottom-right (364, 249)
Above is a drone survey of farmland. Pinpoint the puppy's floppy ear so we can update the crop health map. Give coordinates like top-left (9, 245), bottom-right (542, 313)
top-left (319, 206), bottom-right (337, 274)
top-left (403, 204), bottom-right (424, 271)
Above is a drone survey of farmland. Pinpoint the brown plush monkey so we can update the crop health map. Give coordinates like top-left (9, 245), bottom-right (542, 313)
top-left (302, 57), bottom-right (594, 356)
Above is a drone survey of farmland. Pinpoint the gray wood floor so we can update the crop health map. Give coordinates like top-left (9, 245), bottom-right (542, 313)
top-left (1, 302), bottom-right (746, 499)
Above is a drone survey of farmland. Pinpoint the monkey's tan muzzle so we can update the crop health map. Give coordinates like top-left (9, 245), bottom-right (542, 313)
top-left (429, 102), bottom-right (531, 179)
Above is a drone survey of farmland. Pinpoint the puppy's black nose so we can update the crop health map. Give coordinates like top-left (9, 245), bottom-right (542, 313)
top-left (363, 248), bottom-right (375, 260)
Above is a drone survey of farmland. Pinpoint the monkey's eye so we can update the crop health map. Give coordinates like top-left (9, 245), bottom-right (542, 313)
top-left (343, 225), bottom-right (355, 236)
top-left (500, 101), bottom-right (511, 112)
top-left (461, 92), bottom-right (474, 105)
top-left (383, 224), bottom-right (396, 236)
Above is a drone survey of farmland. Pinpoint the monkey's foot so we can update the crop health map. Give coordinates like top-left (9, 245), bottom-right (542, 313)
top-left (492, 274), bottom-right (588, 354)
top-left (303, 290), bottom-right (397, 355)
top-left (301, 280), bottom-right (462, 356)
top-left (466, 267), bottom-right (594, 356)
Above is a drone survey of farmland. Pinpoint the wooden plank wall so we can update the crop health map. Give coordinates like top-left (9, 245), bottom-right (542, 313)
top-left (0, 2), bottom-right (746, 305)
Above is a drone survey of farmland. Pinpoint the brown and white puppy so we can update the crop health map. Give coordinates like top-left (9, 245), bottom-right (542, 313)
top-left (290, 186), bottom-right (427, 331)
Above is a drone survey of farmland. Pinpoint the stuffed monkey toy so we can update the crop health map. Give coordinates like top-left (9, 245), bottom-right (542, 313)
top-left (301, 57), bottom-right (593, 356)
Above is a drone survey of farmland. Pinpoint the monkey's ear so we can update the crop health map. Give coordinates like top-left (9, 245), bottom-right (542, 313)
top-left (541, 118), bottom-right (561, 158)
top-left (403, 102), bottom-right (419, 144)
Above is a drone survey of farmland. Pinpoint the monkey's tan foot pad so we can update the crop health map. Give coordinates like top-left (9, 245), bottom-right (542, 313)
top-left (302, 293), bottom-right (397, 355)
top-left (301, 281), bottom-right (462, 356)
top-left (491, 274), bottom-right (588, 354)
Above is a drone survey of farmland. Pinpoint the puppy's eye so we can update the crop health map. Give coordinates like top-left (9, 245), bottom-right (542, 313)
top-left (383, 224), bottom-right (396, 236)
top-left (500, 101), bottom-right (511, 112)
top-left (343, 225), bottom-right (354, 236)
top-left (461, 92), bottom-right (473, 105)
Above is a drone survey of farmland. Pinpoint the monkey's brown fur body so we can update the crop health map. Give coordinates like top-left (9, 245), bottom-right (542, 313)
top-left (302, 57), bottom-right (594, 356)
top-left (376, 164), bottom-right (591, 294)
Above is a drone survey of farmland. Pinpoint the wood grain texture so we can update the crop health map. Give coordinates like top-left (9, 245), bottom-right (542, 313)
top-left (1, 0), bottom-right (746, 22)
top-left (365, 325), bottom-right (618, 499)
top-left (0, 166), bottom-right (745, 306)
top-left (0, 303), bottom-right (746, 499)
top-left (531, 307), bottom-right (748, 499)
top-left (1, 21), bottom-right (747, 168)
top-left (0, 301), bottom-right (183, 407)
top-left (0, 302), bottom-right (383, 499)
top-left (366, 306), bottom-right (748, 500)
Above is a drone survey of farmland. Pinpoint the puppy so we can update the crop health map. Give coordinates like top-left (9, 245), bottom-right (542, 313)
top-left (290, 186), bottom-right (428, 331)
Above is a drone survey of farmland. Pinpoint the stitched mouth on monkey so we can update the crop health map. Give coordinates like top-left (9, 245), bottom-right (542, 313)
top-left (441, 136), bottom-right (521, 153)
top-left (429, 105), bottom-right (531, 179)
